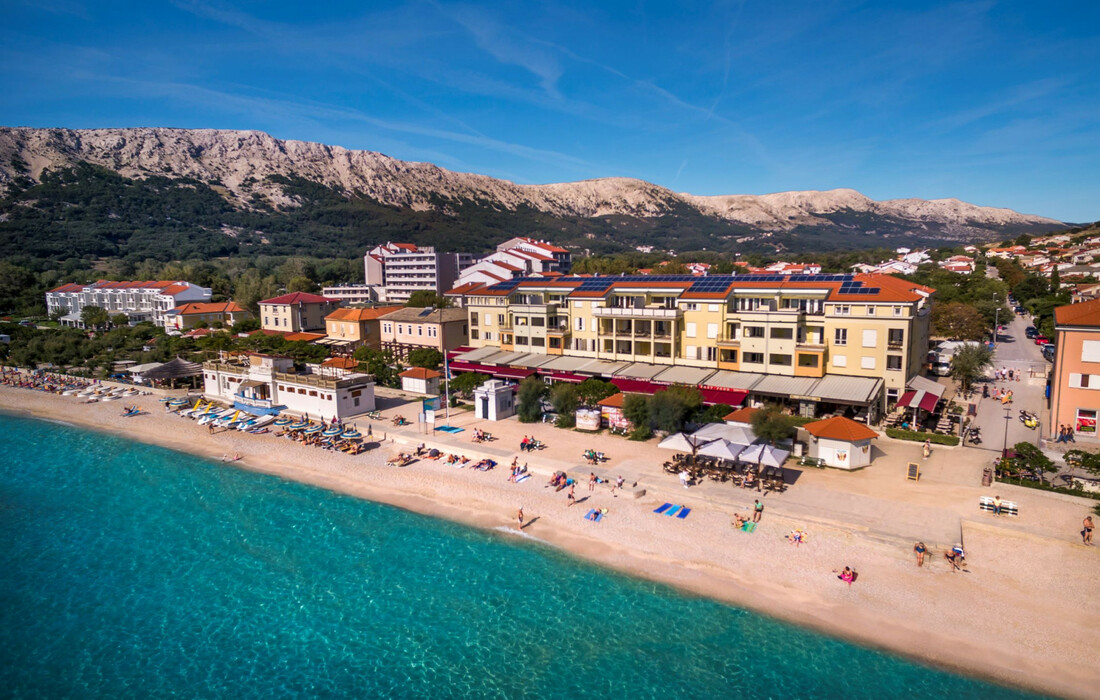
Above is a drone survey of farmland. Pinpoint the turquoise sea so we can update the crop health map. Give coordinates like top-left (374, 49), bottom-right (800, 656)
top-left (0, 412), bottom-right (1043, 699)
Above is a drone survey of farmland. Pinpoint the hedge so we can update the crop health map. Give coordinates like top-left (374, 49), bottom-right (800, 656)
top-left (997, 476), bottom-right (1100, 501)
top-left (884, 428), bottom-right (960, 446)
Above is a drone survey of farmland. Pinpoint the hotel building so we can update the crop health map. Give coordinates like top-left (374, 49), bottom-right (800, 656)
top-left (364, 242), bottom-right (474, 303)
top-left (47, 280), bottom-right (212, 328)
top-left (447, 273), bottom-right (934, 418)
top-left (259, 292), bottom-right (343, 333)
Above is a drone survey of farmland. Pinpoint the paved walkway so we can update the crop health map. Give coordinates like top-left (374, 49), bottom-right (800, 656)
top-left (359, 384), bottom-right (1095, 554)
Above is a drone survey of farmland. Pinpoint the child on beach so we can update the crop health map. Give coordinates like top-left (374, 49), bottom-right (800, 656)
top-left (834, 566), bottom-right (856, 586)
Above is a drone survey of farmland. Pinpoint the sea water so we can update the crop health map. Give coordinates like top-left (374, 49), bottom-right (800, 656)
top-left (0, 413), bottom-right (1044, 699)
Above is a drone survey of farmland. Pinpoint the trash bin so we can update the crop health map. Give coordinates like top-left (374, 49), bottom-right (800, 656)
top-left (793, 442), bottom-right (804, 457)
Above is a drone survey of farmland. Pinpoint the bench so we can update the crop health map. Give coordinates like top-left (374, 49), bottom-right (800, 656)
top-left (799, 456), bottom-right (825, 468)
top-left (979, 496), bottom-right (1019, 516)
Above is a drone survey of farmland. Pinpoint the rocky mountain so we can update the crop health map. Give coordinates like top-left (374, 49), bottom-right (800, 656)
top-left (0, 126), bottom-right (1066, 262)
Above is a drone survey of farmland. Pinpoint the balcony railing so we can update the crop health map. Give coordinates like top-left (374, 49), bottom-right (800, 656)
top-left (592, 306), bottom-right (680, 319)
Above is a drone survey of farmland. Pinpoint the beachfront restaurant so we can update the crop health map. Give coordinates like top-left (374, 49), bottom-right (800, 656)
top-left (444, 347), bottom-right (883, 418)
top-left (203, 353), bottom-right (376, 420)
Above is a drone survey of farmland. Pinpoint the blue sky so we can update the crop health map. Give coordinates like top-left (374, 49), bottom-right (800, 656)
top-left (2, 0), bottom-right (1098, 222)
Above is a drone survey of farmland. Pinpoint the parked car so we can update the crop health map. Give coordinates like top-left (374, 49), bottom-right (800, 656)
top-left (1014, 306), bottom-right (1026, 314)
top-left (1042, 344), bottom-right (1055, 361)
top-left (1034, 336), bottom-right (1051, 345)
top-left (1025, 326), bottom-right (1038, 338)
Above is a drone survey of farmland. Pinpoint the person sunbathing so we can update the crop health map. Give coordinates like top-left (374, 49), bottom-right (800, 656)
top-left (732, 513), bottom-right (745, 529)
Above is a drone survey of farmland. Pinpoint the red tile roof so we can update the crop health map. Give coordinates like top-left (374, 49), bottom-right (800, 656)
top-left (597, 392), bottom-right (625, 408)
top-left (321, 357), bottom-right (360, 370)
top-left (1054, 297), bottom-right (1100, 327)
top-left (804, 416), bottom-right (878, 442)
top-left (283, 332), bottom-right (326, 342)
top-left (174, 302), bottom-right (246, 315)
top-left (400, 367), bottom-right (443, 380)
top-left (326, 305), bottom-right (403, 322)
top-left (260, 292), bottom-right (338, 305)
top-left (723, 406), bottom-right (760, 423)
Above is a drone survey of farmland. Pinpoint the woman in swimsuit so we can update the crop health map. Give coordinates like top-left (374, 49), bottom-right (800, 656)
top-left (914, 542), bottom-right (926, 567)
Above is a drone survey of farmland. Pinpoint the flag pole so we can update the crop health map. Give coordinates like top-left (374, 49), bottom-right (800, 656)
top-left (444, 351), bottom-right (451, 424)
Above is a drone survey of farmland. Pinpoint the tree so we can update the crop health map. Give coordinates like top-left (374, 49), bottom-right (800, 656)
top-left (407, 348), bottom-right (443, 371)
top-left (110, 313), bottom-right (130, 328)
top-left (516, 376), bottom-right (547, 423)
top-left (405, 290), bottom-right (452, 308)
top-left (353, 347), bottom-right (401, 387)
top-left (751, 404), bottom-right (796, 445)
top-left (286, 276), bottom-right (318, 293)
top-left (1049, 265), bottom-right (1061, 294)
top-left (576, 377), bottom-right (618, 406)
top-left (1011, 442), bottom-right (1057, 484)
top-left (649, 386), bottom-right (701, 433)
top-left (932, 302), bottom-right (988, 340)
top-left (80, 305), bottom-right (109, 330)
top-left (622, 393), bottom-right (651, 429)
top-left (949, 343), bottom-right (993, 396)
top-left (549, 383), bottom-right (579, 428)
top-left (449, 371), bottom-right (488, 398)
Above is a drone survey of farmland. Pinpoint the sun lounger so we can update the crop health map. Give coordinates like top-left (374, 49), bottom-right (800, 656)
top-left (653, 503), bottom-right (673, 514)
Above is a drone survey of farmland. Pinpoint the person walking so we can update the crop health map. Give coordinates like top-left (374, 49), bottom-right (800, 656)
top-left (914, 542), bottom-right (926, 567)
top-left (516, 507), bottom-right (524, 530)
top-left (566, 483), bottom-right (576, 507)
top-left (610, 475), bottom-right (624, 496)
top-left (679, 469), bottom-right (690, 489)
top-left (922, 440), bottom-right (931, 459)
top-left (753, 499), bottom-right (764, 523)
top-left (1084, 516), bottom-right (1094, 545)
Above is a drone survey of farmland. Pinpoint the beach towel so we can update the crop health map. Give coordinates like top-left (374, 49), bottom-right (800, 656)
top-left (676, 507), bottom-right (691, 519)
top-left (741, 522), bottom-right (757, 533)
top-left (653, 503), bottom-right (673, 514)
top-left (515, 474), bottom-right (530, 483)
top-left (666, 505), bottom-right (683, 517)
top-left (585, 509), bottom-right (604, 522)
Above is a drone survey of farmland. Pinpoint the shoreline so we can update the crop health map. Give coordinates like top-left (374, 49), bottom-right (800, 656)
top-left (2, 386), bottom-right (1097, 699)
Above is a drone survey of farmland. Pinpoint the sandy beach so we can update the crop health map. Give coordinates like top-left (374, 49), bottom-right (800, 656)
top-left (3, 383), bottom-right (1098, 699)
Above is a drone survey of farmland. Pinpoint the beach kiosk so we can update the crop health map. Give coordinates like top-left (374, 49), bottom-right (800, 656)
top-left (803, 415), bottom-right (878, 470)
top-left (399, 367), bottom-right (442, 396)
top-left (473, 379), bottom-right (515, 421)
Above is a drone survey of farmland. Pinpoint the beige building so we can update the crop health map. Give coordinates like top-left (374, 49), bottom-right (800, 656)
top-left (450, 273), bottom-right (934, 416)
top-left (259, 292), bottom-right (342, 333)
top-left (1050, 298), bottom-right (1100, 440)
top-left (322, 306), bottom-right (404, 352)
top-left (379, 307), bottom-right (469, 360)
top-left (165, 302), bottom-right (250, 332)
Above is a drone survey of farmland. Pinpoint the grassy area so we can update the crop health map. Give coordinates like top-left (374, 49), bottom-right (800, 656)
top-left (884, 428), bottom-right (960, 446)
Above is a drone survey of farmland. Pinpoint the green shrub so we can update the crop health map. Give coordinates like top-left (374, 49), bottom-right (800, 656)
top-left (885, 428), bottom-right (960, 446)
top-left (629, 425), bottom-right (653, 441)
top-left (997, 476), bottom-right (1100, 501)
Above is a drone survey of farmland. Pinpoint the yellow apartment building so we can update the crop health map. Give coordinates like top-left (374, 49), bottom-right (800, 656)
top-left (449, 273), bottom-right (934, 417)
top-left (259, 292), bottom-right (343, 333)
top-left (322, 306), bottom-right (404, 352)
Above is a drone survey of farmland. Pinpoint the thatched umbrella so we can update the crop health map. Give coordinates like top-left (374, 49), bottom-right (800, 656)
top-left (140, 357), bottom-right (203, 389)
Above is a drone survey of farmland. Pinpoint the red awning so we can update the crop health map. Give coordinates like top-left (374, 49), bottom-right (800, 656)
top-left (697, 387), bottom-right (748, 407)
top-left (611, 377), bottom-right (745, 407)
top-left (916, 391), bottom-right (938, 412)
top-left (543, 371), bottom-right (587, 383)
top-left (899, 390), bottom-right (916, 407)
top-left (447, 360), bottom-right (496, 374)
top-left (899, 389), bottom-right (938, 412)
top-left (493, 367), bottom-right (536, 380)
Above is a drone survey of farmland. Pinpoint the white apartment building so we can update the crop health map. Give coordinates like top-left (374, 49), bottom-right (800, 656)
top-left (453, 237), bottom-right (573, 289)
top-left (321, 284), bottom-right (382, 305)
top-left (47, 280), bottom-right (211, 328)
top-left (363, 242), bottom-right (474, 303)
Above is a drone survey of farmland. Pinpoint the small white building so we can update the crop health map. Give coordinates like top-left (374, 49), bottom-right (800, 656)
top-left (399, 367), bottom-right (442, 395)
top-left (473, 379), bottom-right (515, 421)
top-left (803, 416), bottom-right (878, 470)
top-left (203, 353), bottom-right (375, 419)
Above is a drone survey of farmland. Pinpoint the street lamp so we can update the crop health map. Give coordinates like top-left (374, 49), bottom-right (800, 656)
top-left (992, 293), bottom-right (1000, 350)
top-left (1002, 406), bottom-right (1012, 459)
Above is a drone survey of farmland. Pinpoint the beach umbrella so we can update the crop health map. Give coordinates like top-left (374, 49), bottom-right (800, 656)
top-left (658, 432), bottom-right (715, 453)
top-left (692, 423), bottom-right (757, 445)
top-left (341, 429), bottom-right (362, 440)
top-left (273, 417), bottom-right (293, 427)
top-left (757, 446), bottom-right (790, 468)
top-left (737, 443), bottom-right (765, 464)
top-left (303, 425), bottom-right (322, 435)
top-left (697, 438), bottom-right (747, 461)
top-left (322, 426), bottom-right (343, 437)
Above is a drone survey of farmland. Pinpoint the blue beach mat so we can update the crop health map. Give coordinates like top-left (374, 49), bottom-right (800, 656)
top-left (653, 503), bottom-right (673, 514)
top-left (665, 505), bottom-right (682, 517)
top-left (676, 507), bottom-right (691, 519)
top-left (515, 474), bottom-right (530, 483)
top-left (585, 509), bottom-right (604, 522)
top-left (741, 521), bottom-right (757, 533)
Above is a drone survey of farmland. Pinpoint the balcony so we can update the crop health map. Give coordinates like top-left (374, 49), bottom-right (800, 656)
top-left (716, 337), bottom-right (741, 348)
top-left (796, 341), bottom-right (827, 351)
top-left (731, 309), bottom-right (806, 323)
top-left (592, 306), bottom-right (680, 319)
top-left (510, 302), bottom-right (559, 314)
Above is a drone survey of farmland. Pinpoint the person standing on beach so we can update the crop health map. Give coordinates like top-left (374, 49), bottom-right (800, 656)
top-left (1083, 516), bottom-right (1094, 545)
top-left (516, 507), bottom-right (524, 530)
top-left (589, 472), bottom-right (597, 492)
top-left (611, 475), bottom-right (624, 496)
top-left (914, 542), bottom-right (926, 566)
top-left (567, 483), bottom-right (576, 507)
top-left (753, 500), bottom-right (764, 522)
top-left (679, 469), bottom-right (690, 489)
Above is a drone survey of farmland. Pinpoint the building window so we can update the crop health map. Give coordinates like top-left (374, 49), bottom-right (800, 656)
top-left (515, 336), bottom-right (529, 345)
top-left (497, 314), bottom-right (505, 325)
top-left (745, 326), bottom-right (765, 338)
top-left (575, 317), bottom-right (585, 331)
top-left (532, 337), bottom-right (545, 347)
top-left (1069, 373), bottom-right (1098, 389)
top-left (834, 328), bottom-right (847, 346)
top-left (887, 355), bottom-right (903, 371)
top-left (862, 329), bottom-right (877, 347)
top-left (797, 353), bottom-right (819, 368)
top-left (893, 306), bottom-right (903, 316)
top-left (743, 352), bottom-right (764, 364)
top-left (835, 305), bottom-right (850, 315)
top-left (309, 390), bottom-right (318, 397)
top-left (684, 303), bottom-right (698, 311)
top-left (833, 355), bottom-right (848, 368)
top-left (769, 354), bottom-right (792, 366)
top-left (770, 327), bottom-right (793, 340)
top-left (861, 356), bottom-right (876, 370)
top-left (471, 329), bottom-right (479, 340)
top-left (888, 329), bottom-right (904, 347)
top-left (705, 347), bottom-right (717, 361)
top-left (686, 322), bottom-right (697, 338)
top-left (707, 323), bottom-right (718, 339)
top-left (886, 388), bottom-right (899, 403)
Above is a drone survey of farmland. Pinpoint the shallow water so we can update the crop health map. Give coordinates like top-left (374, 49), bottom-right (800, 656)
top-left (0, 413), bottom-right (1044, 698)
